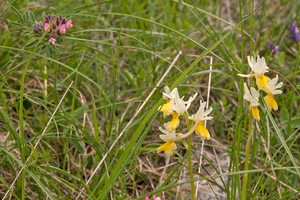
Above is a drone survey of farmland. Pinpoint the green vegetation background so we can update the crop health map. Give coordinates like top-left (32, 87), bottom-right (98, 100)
top-left (0, 0), bottom-right (300, 199)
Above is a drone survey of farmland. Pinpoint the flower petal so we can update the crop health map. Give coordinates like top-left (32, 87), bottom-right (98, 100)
top-left (250, 87), bottom-right (260, 98)
top-left (170, 92), bottom-right (186, 114)
top-left (251, 106), bottom-right (260, 121)
top-left (264, 94), bottom-right (278, 111)
top-left (247, 55), bottom-right (255, 69)
top-left (265, 75), bottom-right (283, 95)
top-left (256, 74), bottom-right (270, 91)
top-left (189, 100), bottom-right (213, 122)
top-left (167, 113), bottom-right (180, 131)
top-left (159, 134), bottom-right (173, 142)
top-left (49, 38), bottom-right (56, 45)
top-left (252, 56), bottom-right (269, 74)
top-left (157, 141), bottom-right (177, 156)
top-left (159, 102), bottom-right (173, 118)
top-left (195, 123), bottom-right (210, 140)
top-left (66, 19), bottom-right (73, 29)
top-left (44, 23), bottom-right (50, 32)
top-left (238, 73), bottom-right (252, 78)
top-left (60, 24), bottom-right (66, 34)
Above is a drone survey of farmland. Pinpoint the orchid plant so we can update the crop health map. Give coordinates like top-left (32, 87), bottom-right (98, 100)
top-left (157, 86), bottom-right (212, 156)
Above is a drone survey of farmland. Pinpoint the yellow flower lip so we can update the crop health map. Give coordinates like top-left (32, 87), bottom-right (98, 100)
top-left (264, 94), bottom-right (278, 111)
top-left (159, 102), bottom-right (173, 118)
top-left (195, 122), bottom-right (210, 141)
top-left (157, 141), bottom-right (177, 156)
top-left (256, 74), bottom-right (270, 91)
top-left (251, 106), bottom-right (260, 121)
top-left (262, 75), bottom-right (282, 112)
top-left (167, 113), bottom-right (180, 131)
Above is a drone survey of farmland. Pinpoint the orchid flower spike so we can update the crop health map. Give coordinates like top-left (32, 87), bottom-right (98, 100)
top-left (243, 83), bottom-right (260, 121)
top-left (263, 75), bottom-right (283, 111)
top-left (189, 100), bottom-right (213, 140)
top-left (238, 55), bottom-right (271, 91)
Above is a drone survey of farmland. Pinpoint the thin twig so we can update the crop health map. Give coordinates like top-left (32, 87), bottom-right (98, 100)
top-left (196, 56), bottom-right (213, 197)
top-left (213, 148), bottom-right (222, 175)
top-left (158, 156), bottom-right (170, 199)
top-left (176, 167), bottom-right (184, 199)
top-left (75, 51), bottom-right (183, 199)
top-left (3, 81), bottom-right (74, 199)
top-left (252, 164), bottom-right (300, 195)
top-left (252, 171), bottom-right (264, 193)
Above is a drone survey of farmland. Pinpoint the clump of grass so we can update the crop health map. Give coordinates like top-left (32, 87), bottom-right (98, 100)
top-left (0, 0), bottom-right (300, 199)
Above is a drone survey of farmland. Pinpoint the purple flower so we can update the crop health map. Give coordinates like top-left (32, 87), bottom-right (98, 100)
top-left (289, 23), bottom-right (299, 42)
top-left (60, 24), bottom-right (66, 34)
top-left (49, 38), bottom-right (56, 45)
top-left (43, 14), bottom-right (73, 45)
top-left (44, 23), bottom-right (50, 32)
top-left (236, 34), bottom-right (242, 41)
top-left (66, 19), bottom-right (73, 29)
top-left (266, 39), bottom-right (279, 54)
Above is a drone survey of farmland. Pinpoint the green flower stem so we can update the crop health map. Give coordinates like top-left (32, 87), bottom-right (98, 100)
top-left (242, 109), bottom-right (252, 200)
top-left (183, 112), bottom-right (196, 200)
